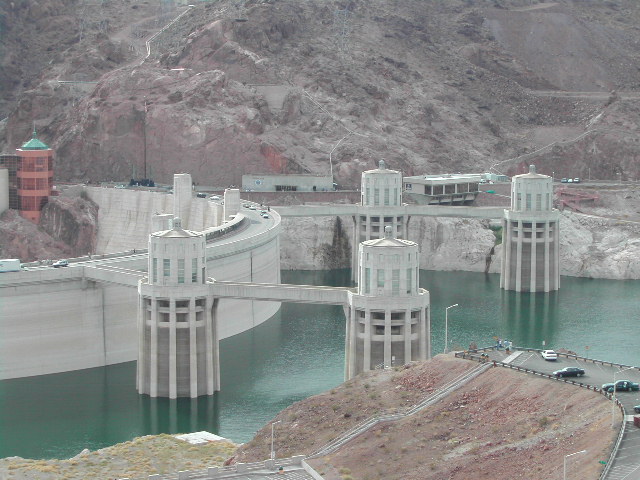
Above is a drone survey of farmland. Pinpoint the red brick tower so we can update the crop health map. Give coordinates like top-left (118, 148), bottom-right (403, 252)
top-left (16, 129), bottom-right (54, 223)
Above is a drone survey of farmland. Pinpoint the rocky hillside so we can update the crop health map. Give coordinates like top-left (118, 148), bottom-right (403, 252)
top-left (235, 355), bottom-right (613, 480)
top-left (0, 196), bottom-right (97, 261)
top-left (2, 0), bottom-right (640, 187)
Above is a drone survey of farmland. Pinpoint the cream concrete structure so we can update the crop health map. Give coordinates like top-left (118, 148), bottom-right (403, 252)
top-left (174, 173), bottom-right (193, 227)
top-left (138, 219), bottom-right (219, 398)
top-left (501, 165), bottom-right (560, 292)
top-left (344, 227), bottom-right (430, 378)
top-left (403, 173), bottom-right (481, 205)
top-left (242, 174), bottom-right (333, 192)
top-left (352, 160), bottom-right (407, 279)
top-left (0, 203), bottom-right (281, 380)
top-left (0, 168), bottom-right (8, 214)
top-left (223, 188), bottom-right (241, 221)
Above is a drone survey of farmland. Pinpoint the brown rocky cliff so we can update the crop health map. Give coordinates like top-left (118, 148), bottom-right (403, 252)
top-left (0, 209), bottom-right (71, 262)
top-left (0, 196), bottom-right (97, 262)
top-left (39, 196), bottom-right (98, 256)
top-left (5, 0), bottom-right (640, 189)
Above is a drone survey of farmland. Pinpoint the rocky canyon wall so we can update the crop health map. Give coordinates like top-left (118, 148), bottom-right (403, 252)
top-left (280, 212), bottom-right (640, 281)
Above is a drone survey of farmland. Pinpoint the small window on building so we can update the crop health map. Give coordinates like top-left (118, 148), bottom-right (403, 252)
top-left (371, 216), bottom-right (380, 222)
top-left (377, 269), bottom-right (385, 287)
top-left (407, 268), bottom-right (412, 294)
top-left (192, 258), bottom-right (197, 283)
top-left (365, 268), bottom-right (370, 294)
top-left (390, 325), bottom-right (402, 335)
top-left (546, 193), bottom-right (550, 210)
top-left (536, 193), bottom-right (542, 211)
top-left (384, 188), bottom-right (390, 205)
top-left (392, 269), bottom-right (400, 295)
top-left (178, 259), bottom-right (185, 284)
top-left (517, 193), bottom-right (521, 210)
top-left (384, 216), bottom-right (393, 223)
top-left (163, 259), bottom-right (170, 277)
top-left (152, 258), bottom-right (158, 283)
top-left (526, 193), bottom-right (532, 210)
top-left (374, 188), bottom-right (380, 205)
top-left (375, 325), bottom-right (385, 335)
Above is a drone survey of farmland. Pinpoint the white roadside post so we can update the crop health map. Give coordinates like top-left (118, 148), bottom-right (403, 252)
top-left (271, 420), bottom-right (282, 460)
top-left (444, 304), bottom-right (458, 354)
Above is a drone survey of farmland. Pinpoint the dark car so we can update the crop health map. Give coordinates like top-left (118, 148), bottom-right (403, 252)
top-left (601, 380), bottom-right (640, 393)
top-left (634, 405), bottom-right (640, 414)
top-left (553, 367), bottom-right (585, 378)
top-left (196, 192), bottom-right (207, 198)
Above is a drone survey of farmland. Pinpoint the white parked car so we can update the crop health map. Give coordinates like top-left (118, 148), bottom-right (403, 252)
top-left (541, 350), bottom-right (558, 361)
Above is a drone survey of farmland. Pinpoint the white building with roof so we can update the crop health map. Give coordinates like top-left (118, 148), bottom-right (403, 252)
top-left (500, 165), bottom-right (560, 292)
top-left (403, 173), bottom-right (482, 205)
top-left (345, 226), bottom-right (430, 378)
top-left (352, 160), bottom-right (408, 279)
top-left (137, 218), bottom-right (219, 398)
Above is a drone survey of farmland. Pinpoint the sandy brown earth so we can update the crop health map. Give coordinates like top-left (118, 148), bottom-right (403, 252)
top-left (0, 434), bottom-right (237, 480)
top-left (236, 355), bottom-right (615, 480)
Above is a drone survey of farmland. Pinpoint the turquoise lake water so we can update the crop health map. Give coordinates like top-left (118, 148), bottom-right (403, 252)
top-left (0, 270), bottom-right (638, 459)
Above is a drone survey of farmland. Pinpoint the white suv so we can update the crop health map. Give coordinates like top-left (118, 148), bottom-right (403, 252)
top-left (541, 350), bottom-right (558, 361)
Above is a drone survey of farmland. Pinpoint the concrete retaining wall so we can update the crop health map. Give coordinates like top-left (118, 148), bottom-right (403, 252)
top-left (0, 218), bottom-right (281, 380)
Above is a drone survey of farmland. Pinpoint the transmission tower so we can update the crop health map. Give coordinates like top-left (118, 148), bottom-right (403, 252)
top-left (333, 8), bottom-right (352, 53)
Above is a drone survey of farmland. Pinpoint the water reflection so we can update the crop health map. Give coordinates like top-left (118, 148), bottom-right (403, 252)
top-left (500, 289), bottom-right (560, 348)
top-left (139, 396), bottom-right (219, 436)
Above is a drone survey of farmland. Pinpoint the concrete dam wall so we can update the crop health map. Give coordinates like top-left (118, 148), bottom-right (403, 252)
top-left (0, 196), bottom-right (281, 380)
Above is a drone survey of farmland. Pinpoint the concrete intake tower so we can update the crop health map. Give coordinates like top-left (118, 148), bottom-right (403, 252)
top-left (500, 165), bottom-right (560, 292)
top-left (137, 218), bottom-right (219, 398)
top-left (345, 226), bottom-right (430, 378)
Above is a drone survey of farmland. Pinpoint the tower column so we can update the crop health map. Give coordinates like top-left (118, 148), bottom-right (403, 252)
top-left (150, 297), bottom-right (158, 397)
top-left (384, 308), bottom-right (391, 367)
top-left (189, 297), bottom-right (198, 398)
top-left (544, 222), bottom-right (550, 292)
top-left (169, 298), bottom-right (177, 399)
top-left (403, 307), bottom-right (411, 364)
top-left (515, 220), bottom-right (523, 292)
top-left (363, 310), bottom-right (372, 371)
top-left (530, 225), bottom-right (537, 292)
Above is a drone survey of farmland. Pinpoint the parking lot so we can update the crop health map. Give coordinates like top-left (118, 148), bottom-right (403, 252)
top-left (481, 348), bottom-right (640, 479)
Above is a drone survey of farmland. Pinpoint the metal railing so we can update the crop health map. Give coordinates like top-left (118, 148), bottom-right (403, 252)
top-left (307, 362), bottom-right (491, 459)
top-left (454, 347), bottom-right (631, 479)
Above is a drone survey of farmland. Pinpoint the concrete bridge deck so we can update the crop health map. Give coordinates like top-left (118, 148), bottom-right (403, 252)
top-left (275, 204), bottom-right (506, 219)
top-left (210, 280), bottom-right (353, 305)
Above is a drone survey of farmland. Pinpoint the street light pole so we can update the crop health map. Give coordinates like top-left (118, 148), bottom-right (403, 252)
top-left (563, 450), bottom-right (587, 480)
top-left (270, 420), bottom-right (281, 460)
top-left (611, 366), bottom-right (634, 428)
top-left (444, 304), bottom-right (458, 354)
